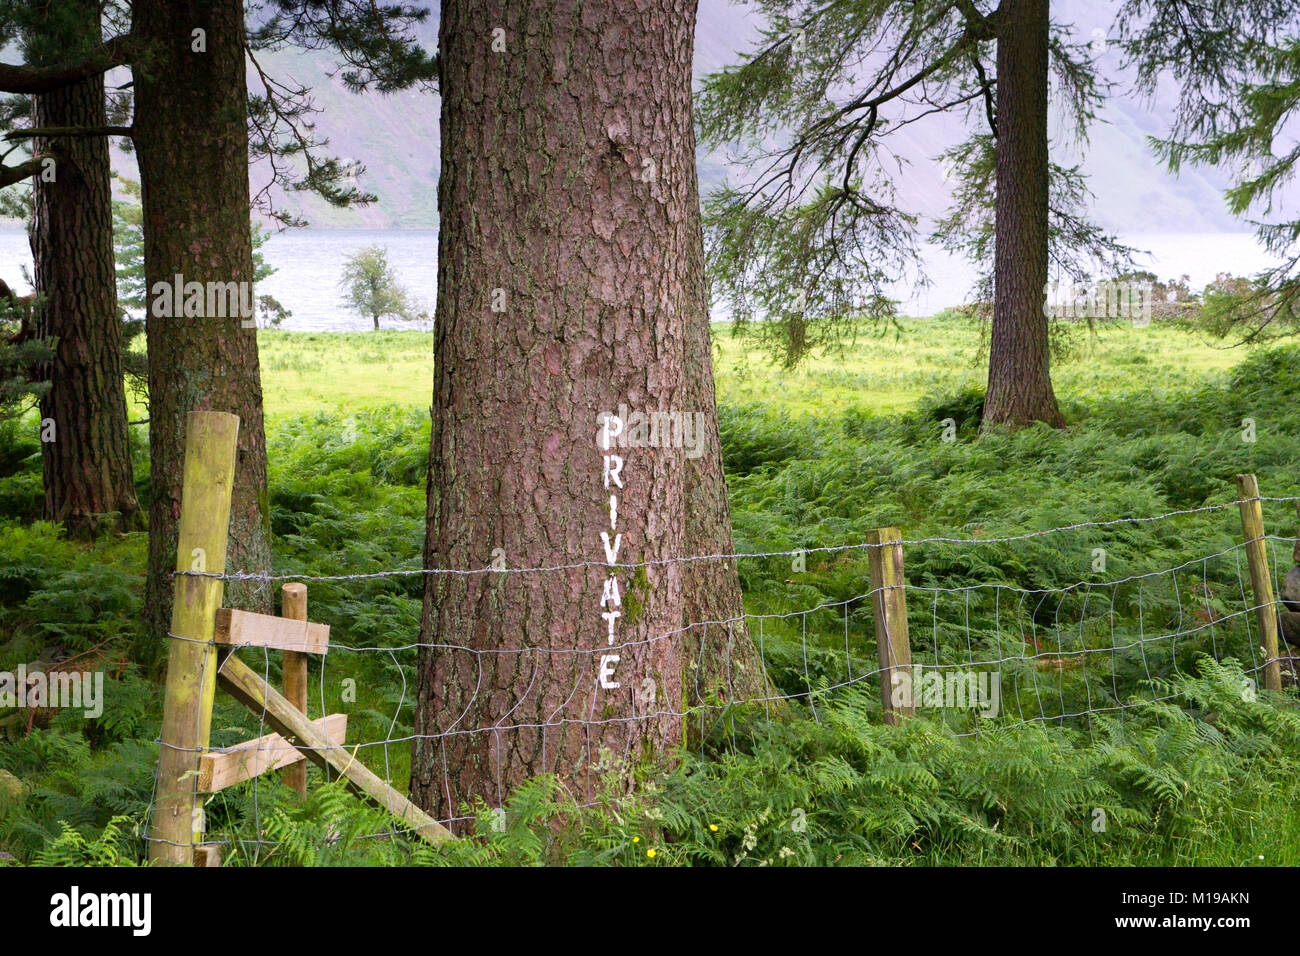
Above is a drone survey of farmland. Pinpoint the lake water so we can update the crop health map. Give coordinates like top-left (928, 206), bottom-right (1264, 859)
top-left (0, 227), bottom-right (1281, 331)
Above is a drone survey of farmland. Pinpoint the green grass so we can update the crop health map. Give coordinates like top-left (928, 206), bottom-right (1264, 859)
top-left (258, 330), bottom-right (435, 418)
top-left (252, 317), bottom-right (1245, 420)
top-left (6, 315), bottom-right (1300, 866)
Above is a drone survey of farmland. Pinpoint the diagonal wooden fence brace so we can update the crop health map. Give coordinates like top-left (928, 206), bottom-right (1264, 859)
top-left (198, 714), bottom-right (347, 792)
top-left (216, 653), bottom-right (455, 845)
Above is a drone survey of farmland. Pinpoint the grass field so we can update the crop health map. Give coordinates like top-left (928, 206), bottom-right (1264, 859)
top-left (255, 316), bottom-right (1246, 420)
top-left (7, 314), bottom-right (1300, 866)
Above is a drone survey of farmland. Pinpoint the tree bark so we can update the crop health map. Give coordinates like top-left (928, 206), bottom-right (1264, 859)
top-left (982, 0), bottom-right (1064, 430)
top-left (134, 0), bottom-right (271, 668)
top-left (411, 0), bottom-right (711, 823)
top-left (31, 0), bottom-right (141, 537)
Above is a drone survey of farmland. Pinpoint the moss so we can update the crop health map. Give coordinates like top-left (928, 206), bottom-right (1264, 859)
top-left (623, 562), bottom-right (650, 627)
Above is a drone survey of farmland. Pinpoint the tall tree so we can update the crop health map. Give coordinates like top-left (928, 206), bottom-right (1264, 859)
top-left (0, 0), bottom-right (139, 534)
top-left (983, 0), bottom-right (1061, 426)
top-left (697, 0), bottom-right (1129, 429)
top-left (133, 0), bottom-right (271, 659)
top-left (132, 0), bottom-right (437, 660)
top-left (412, 0), bottom-right (725, 822)
top-left (0, 0), bottom-right (439, 663)
top-left (30, 0), bottom-right (142, 535)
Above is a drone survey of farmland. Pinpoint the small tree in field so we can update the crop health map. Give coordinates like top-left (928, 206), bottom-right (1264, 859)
top-left (339, 245), bottom-right (416, 329)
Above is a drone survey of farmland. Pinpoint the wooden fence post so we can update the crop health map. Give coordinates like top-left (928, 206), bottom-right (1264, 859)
top-left (1236, 474), bottom-right (1283, 693)
top-left (281, 582), bottom-right (309, 796)
top-left (149, 411), bottom-right (240, 865)
top-left (868, 527), bottom-right (914, 725)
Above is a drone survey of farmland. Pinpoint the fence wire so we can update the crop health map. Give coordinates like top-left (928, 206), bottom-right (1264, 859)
top-left (145, 494), bottom-right (1300, 859)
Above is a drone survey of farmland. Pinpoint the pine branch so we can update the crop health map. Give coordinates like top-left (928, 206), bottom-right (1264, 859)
top-left (0, 34), bottom-right (135, 94)
top-left (0, 157), bottom-right (42, 188)
top-left (4, 125), bottom-right (133, 141)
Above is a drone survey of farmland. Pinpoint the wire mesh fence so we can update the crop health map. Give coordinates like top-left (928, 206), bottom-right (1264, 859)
top-left (146, 490), bottom-right (1300, 860)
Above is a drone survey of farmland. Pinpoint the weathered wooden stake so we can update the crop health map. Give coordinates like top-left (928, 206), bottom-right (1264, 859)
top-left (867, 527), bottom-right (914, 725)
top-left (149, 411), bottom-right (240, 865)
top-left (281, 582), bottom-right (309, 796)
top-left (199, 714), bottom-right (346, 792)
top-left (214, 607), bottom-right (330, 653)
top-left (193, 845), bottom-right (222, 867)
top-left (1237, 474), bottom-right (1283, 693)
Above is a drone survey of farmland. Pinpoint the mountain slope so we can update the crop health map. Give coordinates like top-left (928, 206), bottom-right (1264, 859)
top-left (242, 0), bottom-right (1256, 235)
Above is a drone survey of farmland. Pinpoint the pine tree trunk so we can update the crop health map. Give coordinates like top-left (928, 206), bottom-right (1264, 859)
top-left (411, 0), bottom-right (706, 823)
top-left (134, 0), bottom-right (271, 668)
top-left (31, 0), bottom-right (141, 537)
top-left (983, 0), bottom-right (1064, 430)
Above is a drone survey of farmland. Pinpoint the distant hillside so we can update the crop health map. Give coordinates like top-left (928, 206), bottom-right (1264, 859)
top-left (98, 1), bottom-right (1271, 234)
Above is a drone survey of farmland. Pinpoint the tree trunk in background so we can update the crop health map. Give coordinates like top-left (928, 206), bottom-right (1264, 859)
top-left (31, 0), bottom-right (141, 537)
top-left (982, 0), bottom-right (1064, 430)
top-left (135, 0), bottom-right (271, 668)
top-left (412, 0), bottom-right (708, 824)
